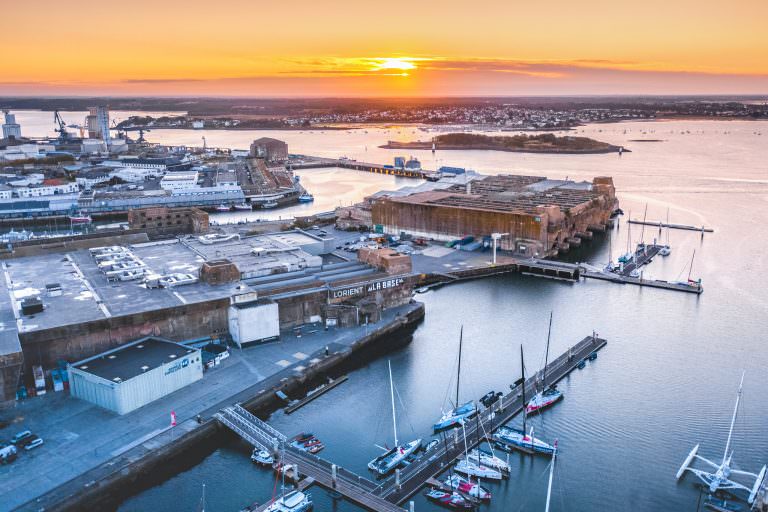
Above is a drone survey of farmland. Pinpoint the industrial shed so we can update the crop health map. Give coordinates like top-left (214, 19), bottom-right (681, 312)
top-left (67, 337), bottom-right (203, 415)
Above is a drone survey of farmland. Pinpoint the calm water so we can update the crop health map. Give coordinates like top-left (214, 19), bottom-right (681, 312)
top-left (15, 111), bottom-right (768, 511)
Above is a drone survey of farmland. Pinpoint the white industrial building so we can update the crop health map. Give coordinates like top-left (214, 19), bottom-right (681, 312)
top-left (228, 294), bottom-right (280, 347)
top-left (160, 171), bottom-right (199, 192)
top-left (68, 337), bottom-right (203, 415)
top-left (2, 112), bottom-right (22, 139)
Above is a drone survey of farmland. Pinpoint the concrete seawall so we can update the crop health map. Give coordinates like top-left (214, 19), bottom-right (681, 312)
top-left (18, 301), bottom-right (425, 512)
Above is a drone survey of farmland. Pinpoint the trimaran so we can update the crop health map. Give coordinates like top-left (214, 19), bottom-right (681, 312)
top-left (368, 360), bottom-right (421, 475)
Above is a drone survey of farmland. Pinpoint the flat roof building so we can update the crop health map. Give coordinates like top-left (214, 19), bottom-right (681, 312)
top-left (68, 337), bottom-right (203, 415)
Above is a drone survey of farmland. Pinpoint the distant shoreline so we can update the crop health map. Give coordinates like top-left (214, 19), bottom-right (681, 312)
top-left (380, 133), bottom-right (628, 154)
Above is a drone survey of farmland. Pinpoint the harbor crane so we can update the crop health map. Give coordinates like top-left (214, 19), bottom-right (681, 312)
top-left (676, 372), bottom-right (766, 504)
top-left (53, 110), bottom-right (71, 140)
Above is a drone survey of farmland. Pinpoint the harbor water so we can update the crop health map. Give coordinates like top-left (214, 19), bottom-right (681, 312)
top-left (17, 112), bottom-right (768, 511)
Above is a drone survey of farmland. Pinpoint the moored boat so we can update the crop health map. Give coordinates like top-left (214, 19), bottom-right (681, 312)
top-left (526, 312), bottom-right (563, 415)
top-left (264, 489), bottom-right (313, 512)
top-left (69, 213), bottom-right (92, 224)
top-left (262, 201), bottom-right (279, 209)
top-left (495, 425), bottom-right (555, 455)
top-left (453, 458), bottom-right (502, 480)
top-left (215, 204), bottom-right (231, 212)
top-left (433, 327), bottom-right (476, 431)
top-left (464, 448), bottom-right (511, 473)
top-left (424, 489), bottom-right (474, 509)
top-left (298, 192), bottom-right (314, 203)
top-left (443, 474), bottom-right (491, 500)
top-left (234, 203), bottom-right (252, 210)
top-left (251, 448), bottom-right (274, 466)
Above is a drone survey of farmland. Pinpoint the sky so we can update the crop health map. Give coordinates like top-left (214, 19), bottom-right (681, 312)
top-left (2, 0), bottom-right (767, 97)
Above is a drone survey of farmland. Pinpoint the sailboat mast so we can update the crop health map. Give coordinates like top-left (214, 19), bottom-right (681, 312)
top-left (687, 250), bottom-right (696, 282)
top-left (520, 344), bottom-right (527, 433)
top-left (543, 312), bottom-right (553, 389)
top-left (456, 326), bottom-right (463, 407)
top-left (640, 204), bottom-right (648, 245)
top-left (388, 360), bottom-right (398, 447)
top-left (722, 372), bottom-right (745, 464)
top-left (545, 441), bottom-right (558, 512)
top-left (666, 208), bottom-right (671, 246)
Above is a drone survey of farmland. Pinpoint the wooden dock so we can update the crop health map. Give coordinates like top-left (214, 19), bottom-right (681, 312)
top-left (284, 375), bottom-right (348, 414)
top-left (379, 335), bottom-right (608, 505)
top-left (222, 336), bottom-right (607, 511)
top-left (628, 219), bottom-right (714, 233)
top-left (581, 269), bottom-right (703, 294)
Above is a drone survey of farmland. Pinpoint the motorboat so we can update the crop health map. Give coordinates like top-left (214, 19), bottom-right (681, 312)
top-left (443, 474), bottom-right (491, 500)
top-left (298, 193), bottom-right (314, 203)
top-left (69, 213), bottom-right (92, 224)
top-left (251, 448), bottom-right (274, 466)
top-left (262, 201), bottom-right (279, 209)
top-left (433, 401), bottom-right (476, 431)
top-left (234, 203), bottom-right (252, 211)
top-left (290, 433), bottom-right (324, 454)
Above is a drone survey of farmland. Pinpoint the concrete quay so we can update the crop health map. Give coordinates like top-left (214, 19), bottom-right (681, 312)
top-left (3, 302), bottom-right (424, 512)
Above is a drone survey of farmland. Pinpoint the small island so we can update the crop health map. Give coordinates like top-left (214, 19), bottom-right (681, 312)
top-left (381, 132), bottom-right (627, 154)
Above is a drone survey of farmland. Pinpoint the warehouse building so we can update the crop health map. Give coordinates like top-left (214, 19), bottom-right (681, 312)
top-left (68, 337), bottom-right (203, 415)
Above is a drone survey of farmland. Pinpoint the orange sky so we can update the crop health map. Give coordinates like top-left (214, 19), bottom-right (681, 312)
top-left (2, 0), bottom-right (767, 96)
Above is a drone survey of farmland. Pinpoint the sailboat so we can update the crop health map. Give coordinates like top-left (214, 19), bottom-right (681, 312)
top-left (526, 313), bottom-right (563, 414)
top-left (433, 327), bottom-right (477, 431)
top-left (454, 423), bottom-right (502, 480)
top-left (618, 211), bottom-right (633, 264)
top-left (464, 448), bottom-right (511, 473)
top-left (493, 345), bottom-right (556, 456)
top-left (676, 372), bottom-right (766, 504)
top-left (266, 444), bottom-right (313, 512)
top-left (658, 208), bottom-right (671, 256)
top-left (367, 360), bottom-right (422, 475)
top-left (424, 489), bottom-right (475, 509)
top-left (443, 473), bottom-right (491, 500)
top-left (674, 250), bottom-right (701, 287)
top-left (545, 441), bottom-right (559, 512)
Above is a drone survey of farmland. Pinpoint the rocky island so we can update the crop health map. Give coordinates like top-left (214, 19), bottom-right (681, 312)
top-left (381, 132), bottom-right (627, 154)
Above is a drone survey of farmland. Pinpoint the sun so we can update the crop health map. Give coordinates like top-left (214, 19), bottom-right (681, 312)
top-left (372, 58), bottom-right (417, 72)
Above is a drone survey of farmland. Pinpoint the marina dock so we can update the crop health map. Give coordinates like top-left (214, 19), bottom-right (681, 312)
top-left (284, 375), bottom-right (349, 414)
top-left (581, 268), bottom-right (703, 294)
top-left (219, 335), bottom-right (607, 511)
top-left (628, 219), bottom-right (714, 233)
top-left (290, 156), bottom-right (434, 179)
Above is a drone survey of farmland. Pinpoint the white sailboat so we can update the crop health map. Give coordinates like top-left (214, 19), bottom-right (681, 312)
top-left (454, 423), bottom-right (502, 480)
top-left (368, 360), bottom-right (421, 475)
top-left (267, 444), bottom-right (313, 512)
top-left (464, 448), bottom-right (511, 473)
top-left (494, 345), bottom-right (556, 456)
top-left (676, 372), bottom-right (766, 504)
top-left (526, 312), bottom-right (563, 414)
top-left (658, 208), bottom-right (671, 256)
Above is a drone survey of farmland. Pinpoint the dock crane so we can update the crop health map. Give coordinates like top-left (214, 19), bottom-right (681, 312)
top-left (676, 372), bottom-right (766, 504)
top-left (53, 110), bottom-right (71, 140)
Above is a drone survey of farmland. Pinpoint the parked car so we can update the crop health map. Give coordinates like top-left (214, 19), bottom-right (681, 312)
top-left (24, 436), bottom-right (43, 451)
top-left (10, 430), bottom-right (33, 445)
top-left (0, 444), bottom-right (18, 464)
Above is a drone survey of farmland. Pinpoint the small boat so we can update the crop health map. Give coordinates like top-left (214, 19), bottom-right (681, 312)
top-left (251, 448), bottom-right (274, 466)
top-left (629, 269), bottom-right (641, 278)
top-left (443, 474), bottom-right (491, 500)
top-left (298, 193), bottom-right (314, 203)
top-left (465, 448), bottom-right (511, 473)
top-left (215, 204), bottom-right (231, 212)
top-left (368, 361), bottom-right (422, 475)
top-left (453, 458), bottom-right (502, 480)
top-left (588, 352), bottom-right (598, 361)
top-left (262, 201), bottom-right (279, 209)
top-left (526, 313), bottom-right (563, 415)
top-left (577, 360), bottom-right (586, 369)
top-left (234, 203), bottom-right (252, 211)
top-left (264, 490), bottom-right (313, 512)
top-left (704, 496), bottom-right (746, 512)
top-left (425, 439), bottom-right (439, 451)
top-left (290, 433), bottom-right (324, 454)
top-left (69, 213), bottom-right (92, 224)
top-left (424, 489), bottom-right (474, 509)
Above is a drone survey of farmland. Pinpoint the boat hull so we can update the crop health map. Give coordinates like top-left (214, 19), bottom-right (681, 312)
top-left (367, 439), bottom-right (422, 475)
top-left (494, 427), bottom-right (555, 455)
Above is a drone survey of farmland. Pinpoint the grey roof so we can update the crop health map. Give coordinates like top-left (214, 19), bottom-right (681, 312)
top-left (71, 337), bottom-right (198, 382)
